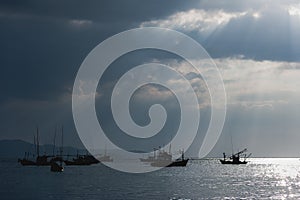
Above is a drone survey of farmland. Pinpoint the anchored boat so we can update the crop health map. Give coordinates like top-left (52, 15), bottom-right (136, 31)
top-left (64, 153), bottom-right (100, 165)
top-left (220, 148), bottom-right (251, 165)
top-left (50, 126), bottom-right (64, 172)
top-left (149, 147), bottom-right (189, 167)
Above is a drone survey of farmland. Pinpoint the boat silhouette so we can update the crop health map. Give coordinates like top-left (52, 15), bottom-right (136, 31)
top-left (220, 148), bottom-right (251, 165)
top-left (18, 152), bottom-right (36, 165)
top-left (148, 147), bottom-right (189, 167)
top-left (64, 152), bottom-right (100, 166)
top-left (98, 154), bottom-right (113, 163)
top-left (50, 126), bottom-right (64, 172)
top-left (97, 145), bottom-right (113, 162)
top-left (150, 151), bottom-right (189, 167)
top-left (18, 127), bottom-right (53, 166)
top-left (50, 161), bottom-right (64, 172)
top-left (18, 126), bottom-right (66, 171)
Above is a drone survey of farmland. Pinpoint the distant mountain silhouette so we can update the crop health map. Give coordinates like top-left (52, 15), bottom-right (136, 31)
top-left (0, 139), bottom-right (85, 158)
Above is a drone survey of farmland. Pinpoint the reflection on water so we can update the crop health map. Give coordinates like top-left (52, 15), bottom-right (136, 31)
top-left (1, 158), bottom-right (300, 199)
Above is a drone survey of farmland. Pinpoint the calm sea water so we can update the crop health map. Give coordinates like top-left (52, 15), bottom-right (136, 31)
top-left (1, 158), bottom-right (300, 199)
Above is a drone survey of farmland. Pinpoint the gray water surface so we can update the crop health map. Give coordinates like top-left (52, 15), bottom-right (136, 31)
top-left (1, 158), bottom-right (300, 199)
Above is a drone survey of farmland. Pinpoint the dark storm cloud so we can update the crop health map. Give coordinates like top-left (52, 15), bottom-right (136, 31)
top-left (0, 0), bottom-right (201, 103)
top-left (0, 0), bottom-right (200, 145)
top-left (2, 0), bottom-right (299, 104)
top-left (0, 0), bottom-right (197, 24)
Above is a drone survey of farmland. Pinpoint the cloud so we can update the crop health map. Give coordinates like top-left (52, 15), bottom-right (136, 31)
top-left (288, 3), bottom-right (300, 16)
top-left (141, 9), bottom-right (246, 37)
top-left (126, 57), bottom-right (300, 111)
top-left (151, 57), bottom-right (300, 111)
top-left (205, 5), bottom-right (300, 61)
top-left (213, 58), bottom-right (300, 109)
top-left (140, 1), bottom-right (300, 61)
top-left (69, 19), bottom-right (93, 28)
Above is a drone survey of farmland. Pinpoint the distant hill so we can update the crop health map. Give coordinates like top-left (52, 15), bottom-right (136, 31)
top-left (0, 139), bottom-right (85, 158)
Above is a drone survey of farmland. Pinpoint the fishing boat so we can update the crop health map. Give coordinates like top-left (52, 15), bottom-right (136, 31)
top-left (64, 153), bottom-right (99, 165)
top-left (18, 152), bottom-right (36, 166)
top-left (51, 126), bottom-right (64, 172)
top-left (150, 148), bottom-right (189, 167)
top-left (50, 161), bottom-right (64, 172)
top-left (18, 127), bottom-right (52, 166)
top-left (97, 146), bottom-right (113, 162)
top-left (165, 151), bottom-right (189, 167)
top-left (98, 154), bottom-right (113, 162)
top-left (220, 148), bottom-right (251, 165)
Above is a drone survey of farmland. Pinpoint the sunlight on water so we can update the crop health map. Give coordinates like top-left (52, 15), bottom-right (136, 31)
top-left (1, 158), bottom-right (300, 199)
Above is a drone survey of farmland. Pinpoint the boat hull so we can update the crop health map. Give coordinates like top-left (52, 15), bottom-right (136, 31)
top-left (219, 159), bottom-right (247, 165)
top-left (151, 159), bottom-right (189, 167)
top-left (64, 155), bottom-right (100, 166)
top-left (166, 159), bottom-right (189, 167)
top-left (18, 159), bottom-right (36, 166)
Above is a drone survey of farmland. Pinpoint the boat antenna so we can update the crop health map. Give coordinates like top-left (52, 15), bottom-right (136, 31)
top-left (230, 132), bottom-right (234, 155)
top-left (104, 143), bottom-right (107, 156)
top-left (153, 148), bottom-right (156, 159)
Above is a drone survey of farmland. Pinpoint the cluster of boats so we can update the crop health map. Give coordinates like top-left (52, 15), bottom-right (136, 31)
top-left (18, 128), bottom-right (252, 172)
top-left (18, 127), bottom-right (112, 172)
top-left (18, 153), bottom-right (104, 168)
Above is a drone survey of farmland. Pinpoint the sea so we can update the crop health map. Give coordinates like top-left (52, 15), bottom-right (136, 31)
top-left (1, 158), bottom-right (300, 200)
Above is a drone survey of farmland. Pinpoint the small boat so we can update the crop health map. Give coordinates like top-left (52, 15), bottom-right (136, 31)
top-left (166, 153), bottom-right (189, 167)
top-left (151, 150), bottom-right (189, 167)
top-left (50, 161), bottom-right (63, 172)
top-left (220, 148), bottom-right (251, 165)
top-left (36, 155), bottom-right (52, 166)
top-left (50, 126), bottom-right (64, 172)
top-left (18, 128), bottom-right (52, 166)
top-left (64, 154), bottom-right (100, 165)
top-left (98, 146), bottom-right (113, 162)
top-left (150, 149), bottom-right (172, 167)
top-left (98, 155), bottom-right (113, 162)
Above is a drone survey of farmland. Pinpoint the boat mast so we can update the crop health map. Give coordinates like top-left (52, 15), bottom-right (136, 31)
top-left (230, 132), bottom-right (234, 156)
top-left (36, 127), bottom-right (40, 157)
top-left (60, 126), bottom-right (64, 167)
top-left (53, 126), bottom-right (57, 156)
top-left (60, 126), bottom-right (63, 157)
top-left (33, 134), bottom-right (36, 157)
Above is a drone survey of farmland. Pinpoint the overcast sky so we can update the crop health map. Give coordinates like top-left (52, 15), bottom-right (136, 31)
top-left (1, 0), bottom-right (300, 157)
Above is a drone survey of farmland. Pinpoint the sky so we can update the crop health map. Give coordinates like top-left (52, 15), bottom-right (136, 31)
top-left (1, 0), bottom-right (300, 157)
